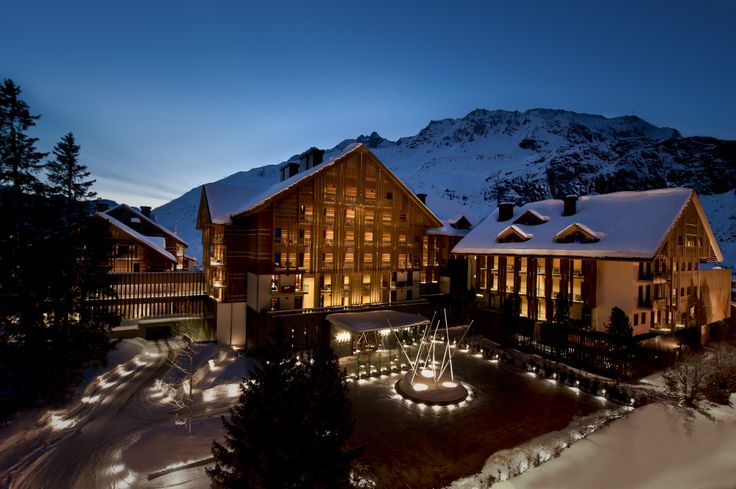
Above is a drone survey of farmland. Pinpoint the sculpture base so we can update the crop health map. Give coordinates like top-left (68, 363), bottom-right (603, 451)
top-left (394, 372), bottom-right (468, 406)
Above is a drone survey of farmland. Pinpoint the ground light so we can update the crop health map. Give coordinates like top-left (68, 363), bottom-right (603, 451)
top-left (393, 311), bottom-right (471, 406)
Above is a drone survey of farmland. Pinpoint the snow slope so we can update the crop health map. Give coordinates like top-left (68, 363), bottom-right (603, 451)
top-left (482, 400), bottom-right (736, 489)
top-left (152, 108), bottom-right (735, 269)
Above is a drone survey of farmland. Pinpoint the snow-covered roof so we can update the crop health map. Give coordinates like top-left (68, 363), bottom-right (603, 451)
top-left (106, 204), bottom-right (188, 247)
top-left (553, 222), bottom-right (599, 242)
top-left (96, 212), bottom-right (177, 263)
top-left (425, 215), bottom-right (473, 237)
top-left (202, 182), bottom-right (268, 225)
top-left (326, 310), bottom-right (430, 333)
top-left (453, 188), bottom-right (724, 260)
top-left (202, 144), bottom-right (442, 226)
top-left (514, 209), bottom-right (550, 225)
top-left (497, 225), bottom-right (534, 242)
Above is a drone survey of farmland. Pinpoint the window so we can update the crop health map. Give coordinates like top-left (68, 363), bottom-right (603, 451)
top-left (641, 313), bottom-right (646, 325)
top-left (381, 253), bottom-right (391, 264)
top-left (274, 228), bottom-right (282, 242)
top-left (634, 314), bottom-right (638, 326)
top-left (274, 252), bottom-right (281, 266)
top-left (364, 231), bottom-right (373, 243)
top-left (385, 191), bottom-right (393, 200)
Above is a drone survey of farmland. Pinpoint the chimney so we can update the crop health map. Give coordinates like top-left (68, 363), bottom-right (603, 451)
top-left (498, 202), bottom-right (514, 222)
top-left (140, 206), bottom-right (152, 218)
top-left (416, 193), bottom-right (427, 205)
top-left (300, 147), bottom-right (325, 171)
top-left (279, 161), bottom-right (300, 182)
top-left (563, 195), bottom-right (578, 216)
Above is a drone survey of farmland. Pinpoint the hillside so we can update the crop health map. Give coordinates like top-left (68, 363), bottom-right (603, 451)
top-left (153, 108), bottom-right (736, 269)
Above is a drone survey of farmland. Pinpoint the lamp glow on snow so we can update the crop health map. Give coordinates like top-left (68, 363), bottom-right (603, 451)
top-left (393, 311), bottom-right (471, 407)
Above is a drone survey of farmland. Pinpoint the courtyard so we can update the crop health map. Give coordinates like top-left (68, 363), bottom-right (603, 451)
top-left (343, 347), bottom-right (605, 488)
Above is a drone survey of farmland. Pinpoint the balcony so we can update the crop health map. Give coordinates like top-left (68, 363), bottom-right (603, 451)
top-left (271, 285), bottom-right (307, 296)
top-left (637, 299), bottom-right (653, 309)
top-left (638, 271), bottom-right (653, 281)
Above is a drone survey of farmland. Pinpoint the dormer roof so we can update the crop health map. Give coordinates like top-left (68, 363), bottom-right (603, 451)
top-left (513, 209), bottom-right (550, 226)
top-left (496, 225), bottom-right (533, 243)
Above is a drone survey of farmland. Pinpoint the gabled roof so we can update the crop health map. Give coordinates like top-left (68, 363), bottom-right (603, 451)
top-left (95, 212), bottom-right (177, 263)
top-left (514, 209), bottom-right (550, 226)
top-left (200, 144), bottom-right (442, 227)
top-left (452, 188), bottom-right (724, 261)
top-left (425, 215), bottom-right (473, 237)
top-left (553, 223), bottom-right (599, 243)
top-left (497, 225), bottom-right (533, 242)
top-left (105, 204), bottom-right (188, 247)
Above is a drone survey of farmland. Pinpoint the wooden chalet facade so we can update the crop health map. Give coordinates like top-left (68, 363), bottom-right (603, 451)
top-left (93, 204), bottom-right (207, 333)
top-left (96, 204), bottom-right (195, 272)
top-left (198, 144), bottom-right (444, 345)
top-left (453, 189), bottom-right (731, 336)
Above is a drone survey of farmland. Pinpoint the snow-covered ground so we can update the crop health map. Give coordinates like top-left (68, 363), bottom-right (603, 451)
top-left (2, 338), bottom-right (734, 489)
top-left (0, 338), bottom-right (253, 489)
top-left (462, 398), bottom-right (736, 489)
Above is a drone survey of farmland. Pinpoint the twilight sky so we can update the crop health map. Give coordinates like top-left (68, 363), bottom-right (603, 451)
top-left (3, 0), bottom-right (735, 208)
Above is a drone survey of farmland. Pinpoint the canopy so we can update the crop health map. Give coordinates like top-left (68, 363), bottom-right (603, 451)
top-left (326, 310), bottom-right (429, 334)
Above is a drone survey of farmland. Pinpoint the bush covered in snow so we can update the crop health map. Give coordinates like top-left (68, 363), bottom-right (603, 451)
top-left (446, 409), bottom-right (626, 488)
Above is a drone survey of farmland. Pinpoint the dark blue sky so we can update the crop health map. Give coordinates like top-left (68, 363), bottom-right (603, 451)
top-left (3, 0), bottom-right (734, 207)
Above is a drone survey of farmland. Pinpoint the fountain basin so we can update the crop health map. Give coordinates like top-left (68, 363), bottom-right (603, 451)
top-left (395, 373), bottom-right (468, 406)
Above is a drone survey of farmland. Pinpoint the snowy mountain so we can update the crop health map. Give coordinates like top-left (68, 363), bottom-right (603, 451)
top-left (153, 108), bottom-right (736, 269)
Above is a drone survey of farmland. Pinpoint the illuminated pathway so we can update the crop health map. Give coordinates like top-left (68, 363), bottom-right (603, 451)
top-left (0, 339), bottom-right (246, 489)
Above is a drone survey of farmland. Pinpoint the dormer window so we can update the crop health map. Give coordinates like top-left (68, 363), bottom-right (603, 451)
top-left (513, 210), bottom-right (549, 226)
top-left (554, 223), bottom-right (599, 244)
top-left (496, 225), bottom-right (532, 243)
top-left (131, 217), bottom-right (141, 224)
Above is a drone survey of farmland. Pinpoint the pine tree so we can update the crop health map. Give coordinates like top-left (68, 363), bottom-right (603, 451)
top-left (46, 132), bottom-right (96, 227)
top-left (209, 330), bottom-right (359, 489)
top-left (606, 306), bottom-right (632, 337)
top-left (554, 292), bottom-right (569, 326)
top-left (606, 306), bottom-right (633, 380)
top-left (0, 79), bottom-right (46, 196)
top-left (0, 79), bottom-right (47, 321)
top-left (298, 347), bottom-right (360, 488)
top-left (0, 80), bottom-right (115, 407)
